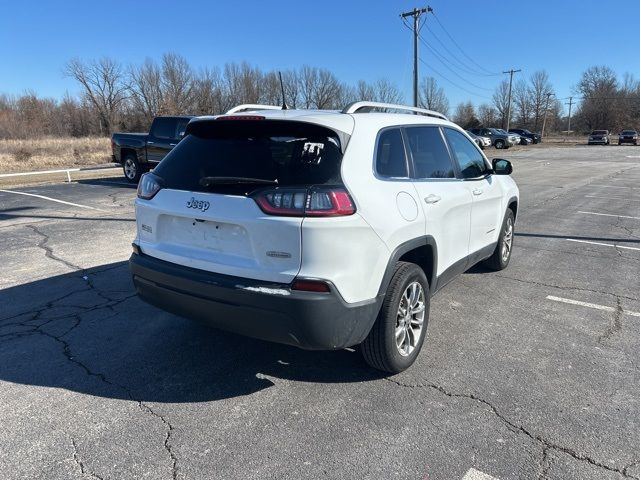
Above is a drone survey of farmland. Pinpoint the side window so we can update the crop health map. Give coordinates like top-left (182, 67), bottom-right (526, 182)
top-left (152, 118), bottom-right (176, 139)
top-left (405, 126), bottom-right (455, 179)
top-left (444, 128), bottom-right (489, 179)
top-left (375, 128), bottom-right (408, 178)
top-left (175, 119), bottom-right (189, 139)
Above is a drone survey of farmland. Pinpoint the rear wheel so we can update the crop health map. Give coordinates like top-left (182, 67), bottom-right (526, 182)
top-left (495, 139), bottom-right (505, 149)
top-left (484, 209), bottom-right (515, 271)
top-left (123, 154), bottom-right (143, 183)
top-left (361, 262), bottom-right (429, 373)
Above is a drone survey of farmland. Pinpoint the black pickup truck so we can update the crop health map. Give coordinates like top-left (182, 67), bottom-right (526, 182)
top-left (111, 116), bottom-right (193, 182)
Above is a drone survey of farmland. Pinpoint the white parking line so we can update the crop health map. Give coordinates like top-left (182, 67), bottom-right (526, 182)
top-left (591, 184), bottom-right (640, 189)
top-left (578, 211), bottom-right (640, 220)
top-left (0, 189), bottom-right (105, 211)
top-left (566, 238), bottom-right (640, 251)
top-left (462, 468), bottom-right (500, 480)
top-left (547, 295), bottom-right (640, 317)
top-left (585, 195), bottom-right (640, 201)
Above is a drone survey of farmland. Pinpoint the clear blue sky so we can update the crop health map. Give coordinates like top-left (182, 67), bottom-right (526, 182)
top-left (1, 0), bottom-right (637, 112)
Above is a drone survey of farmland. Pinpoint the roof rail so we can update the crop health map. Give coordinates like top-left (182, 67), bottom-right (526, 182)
top-left (341, 101), bottom-right (448, 121)
top-left (225, 104), bottom-right (283, 114)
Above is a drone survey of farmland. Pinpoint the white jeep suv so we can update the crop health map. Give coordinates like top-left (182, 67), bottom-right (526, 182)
top-left (130, 102), bottom-right (519, 373)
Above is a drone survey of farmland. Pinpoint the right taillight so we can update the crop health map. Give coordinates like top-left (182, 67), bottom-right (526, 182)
top-left (253, 187), bottom-right (355, 217)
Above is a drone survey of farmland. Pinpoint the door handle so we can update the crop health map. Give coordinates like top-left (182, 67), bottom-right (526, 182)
top-left (472, 188), bottom-right (483, 196)
top-left (169, 143), bottom-right (177, 146)
top-left (424, 194), bottom-right (441, 204)
top-left (147, 141), bottom-right (154, 144)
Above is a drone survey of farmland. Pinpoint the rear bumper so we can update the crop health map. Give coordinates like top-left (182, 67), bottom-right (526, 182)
top-left (129, 251), bottom-right (381, 350)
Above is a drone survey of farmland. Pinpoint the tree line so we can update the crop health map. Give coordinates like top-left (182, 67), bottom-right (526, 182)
top-left (0, 53), bottom-right (638, 139)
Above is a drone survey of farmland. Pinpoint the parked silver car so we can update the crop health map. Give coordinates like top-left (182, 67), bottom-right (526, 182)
top-left (466, 130), bottom-right (491, 149)
top-left (469, 128), bottom-right (518, 149)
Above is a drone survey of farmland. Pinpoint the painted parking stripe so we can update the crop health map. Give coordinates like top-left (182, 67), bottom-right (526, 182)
top-left (585, 195), bottom-right (640, 201)
top-left (547, 295), bottom-right (640, 317)
top-left (462, 468), bottom-right (500, 480)
top-left (566, 238), bottom-right (640, 251)
top-left (0, 189), bottom-right (105, 211)
top-left (591, 184), bottom-right (640, 189)
top-left (578, 211), bottom-right (640, 220)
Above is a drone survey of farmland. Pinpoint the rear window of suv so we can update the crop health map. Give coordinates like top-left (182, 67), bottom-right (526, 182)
top-left (153, 120), bottom-right (344, 195)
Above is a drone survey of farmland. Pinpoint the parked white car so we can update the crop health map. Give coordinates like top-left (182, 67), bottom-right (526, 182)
top-left (130, 102), bottom-right (519, 373)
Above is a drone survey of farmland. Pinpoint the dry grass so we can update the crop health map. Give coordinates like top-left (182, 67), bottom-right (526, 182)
top-left (0, 137), bottom-right (112, 173)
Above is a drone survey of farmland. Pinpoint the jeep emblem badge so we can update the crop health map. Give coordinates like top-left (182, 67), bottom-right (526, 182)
top-left (186, 197), bottom-right (210, 212)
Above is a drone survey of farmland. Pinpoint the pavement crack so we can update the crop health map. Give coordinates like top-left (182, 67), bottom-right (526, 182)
top-left (385, 377), bottom-right (635, 478)
top-left (597, 297), bottom-right (624, 345)
top-left (494, 274), bottom-right (639, 303)
top-left (538, 447), bottom-right (550, 480)
top-left (72, 438), bottom-right (105, 480)
top-left (25, 224), bottom-right (83, 272)
top-left (36, 316), bottom-right (179, 479)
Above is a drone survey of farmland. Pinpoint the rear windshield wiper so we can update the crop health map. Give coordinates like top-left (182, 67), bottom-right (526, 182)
top-left (199, 176), bottom-right (278, 187)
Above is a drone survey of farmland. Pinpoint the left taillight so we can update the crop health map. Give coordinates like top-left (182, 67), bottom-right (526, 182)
top-left (253, 187), bottom-right (356, 217)
top-left (137, 173), bottom-right (163, 200)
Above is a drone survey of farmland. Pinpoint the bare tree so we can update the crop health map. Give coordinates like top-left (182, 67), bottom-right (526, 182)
top-left (512, 79), bottom-right (532, 127)
top-left (453, 102), bottom-right (479, 129)
top-left (161, 53), bottom-right (194, 114)
top-left (528, 71), bottom-right (554, 131)
top-left (492, 80), bottom-right (510, 129)
top-left (64, 57), bottom-right (128, 133)
top-left (419, 77), bottom-right (449, 116)
top-left (477, 103), bottom-right (498, 126)
top-left (129, 58), bottom-right (163, 121)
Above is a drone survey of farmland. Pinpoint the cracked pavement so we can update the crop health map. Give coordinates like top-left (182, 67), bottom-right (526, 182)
top-left (0, 147), bottom-right (639, 480)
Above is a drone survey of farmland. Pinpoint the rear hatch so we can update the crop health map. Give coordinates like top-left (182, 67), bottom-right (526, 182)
top-left (135, 117), bottom-right (351, 283)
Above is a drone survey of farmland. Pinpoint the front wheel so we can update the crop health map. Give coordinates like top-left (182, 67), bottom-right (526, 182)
top-left (361, 262), bottom-right (430, 373)
top-left (484, 209), bottom-right (515, 271)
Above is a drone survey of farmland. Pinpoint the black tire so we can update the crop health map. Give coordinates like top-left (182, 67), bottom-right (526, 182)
top-left (483, 209), bottom-right (515, 271)
top-left (495, 139), bottom-right (505, 149)
top-left (123, 154), bottom-right (144, 183)
top-left (361, 262), bottom-right (430, 373)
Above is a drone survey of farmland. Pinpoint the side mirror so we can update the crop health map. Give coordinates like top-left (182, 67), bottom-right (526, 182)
top-left (492, 158), bottom-right (512, 175)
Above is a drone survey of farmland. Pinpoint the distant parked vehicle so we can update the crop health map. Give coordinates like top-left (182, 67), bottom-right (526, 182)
top-left (509, 128), bottom-right (541, 144)
top-left (466, 130), bottom-right (491, 149)
top-left (618, 130), bottom-right (638, 145)
top-left (469, 128), bottom-right (518, 149)
top-left (112, 116), bottom-right (194, 182)
top-left (587, 130), bottom-right (610, 145)
top-left (497, 129), bottom-right (527, 145)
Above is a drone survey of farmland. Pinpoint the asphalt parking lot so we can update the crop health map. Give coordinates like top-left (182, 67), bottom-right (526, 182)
top-left (1, 146), bottom-right (639, 480)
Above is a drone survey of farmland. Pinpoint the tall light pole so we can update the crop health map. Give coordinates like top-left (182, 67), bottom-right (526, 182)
top-left (566, 96), bottom-right (575, 138)
top-left (401, 6), bottom-right (432, 107)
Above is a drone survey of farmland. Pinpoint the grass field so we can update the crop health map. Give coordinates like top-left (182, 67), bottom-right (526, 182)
top-left (0, 137), bottom-right (112, 173)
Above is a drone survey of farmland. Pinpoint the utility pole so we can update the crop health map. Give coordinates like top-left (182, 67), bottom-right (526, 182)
top-left (540, 92), bottom-right (554, 141)
top-left (565, 96), bottom-right (574, 138)
top-left (503, 69), bottom-right (521, 132)
top-left (401, 6), bottom-right (432, 107)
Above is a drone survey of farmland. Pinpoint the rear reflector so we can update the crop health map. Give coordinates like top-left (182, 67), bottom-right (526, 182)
top-left (291, 279), bottom-right (331, 293)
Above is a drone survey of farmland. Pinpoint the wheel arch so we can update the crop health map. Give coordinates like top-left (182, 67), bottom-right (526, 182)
top-left (507, 196), bottom-right (518, 220)
top-left (377, 236), bottom-right (438, 297)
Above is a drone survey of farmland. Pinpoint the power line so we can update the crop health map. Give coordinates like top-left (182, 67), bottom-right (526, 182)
top-left (418, 33), bottom-right (494, 92)
top-left (431, 12), bottom-right (501, 76)
top-left (423, 24), bottom-right (501, 77)
top-left (419, 57), bottom-right (492, 101)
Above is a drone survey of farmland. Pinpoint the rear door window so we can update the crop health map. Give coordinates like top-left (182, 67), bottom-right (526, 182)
top-left (443, 128), bottom-right (490, 179)
top-left (152, 118), bottom-right (177, 139)
top-left (153, 120), bottom-right (344, 194)
top-left (375, 128), bottom-right (409, 178)
top-left (404, 126), bottom-right (455, 179)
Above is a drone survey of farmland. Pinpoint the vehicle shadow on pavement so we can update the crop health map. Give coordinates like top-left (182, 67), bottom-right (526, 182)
top-left (0, 261), bottom-right (384, 404)
top-left (78, 177), bottom-right (137, 188)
